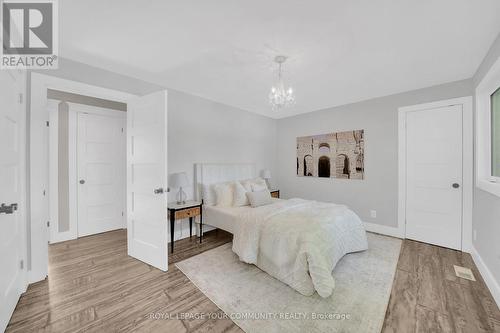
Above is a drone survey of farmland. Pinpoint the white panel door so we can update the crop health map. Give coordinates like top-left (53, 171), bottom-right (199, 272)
top-left (77, 111), bottom-right (126, 237)
top-left (127, 91), bottom-right (168, 271)
top-left (405, 105), bottom-right (463, 250)
top-left (0, 71), bottom-right (24, 332)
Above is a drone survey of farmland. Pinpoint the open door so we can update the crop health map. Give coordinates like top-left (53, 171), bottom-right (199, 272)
top-left (0, 70), bottom-right (25, 332)
top-left (127, 90), bottom-right (168, 271)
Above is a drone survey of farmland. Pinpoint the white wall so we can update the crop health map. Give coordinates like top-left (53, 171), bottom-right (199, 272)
top-left (276, 79), bottom-right (473, 230)
top-left (472, 32), bottom-right (500, 304)
top-left (167, 89), bottom-right (277, 240)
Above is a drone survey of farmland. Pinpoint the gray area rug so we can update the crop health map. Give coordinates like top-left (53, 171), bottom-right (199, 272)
top-left (175, 233), bottom-right (401, 333)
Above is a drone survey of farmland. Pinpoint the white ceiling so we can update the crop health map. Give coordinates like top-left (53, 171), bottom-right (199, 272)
top-left (60, 0), bottom-right (500, 119)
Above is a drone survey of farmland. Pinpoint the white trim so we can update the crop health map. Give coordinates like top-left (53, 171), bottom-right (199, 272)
top-left (471, 246), bottom-right (500, 308)
top-left (30, 73), bottom-right (137, 282)
top-left (398, 96), bottom-right (474, 252)
top-left (476, 56), bottom-right (500, 198)
top-left (363, 222), bottom-right (404, 238)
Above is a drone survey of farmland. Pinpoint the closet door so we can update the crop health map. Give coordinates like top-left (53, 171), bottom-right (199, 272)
top-left (77, 110), bottom-right (126, 237)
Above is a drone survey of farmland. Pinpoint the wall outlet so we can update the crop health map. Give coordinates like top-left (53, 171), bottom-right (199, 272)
top-left (473, 229), bottom-right (477, 241)
top-left (370, 210), bottom-right (377, 219)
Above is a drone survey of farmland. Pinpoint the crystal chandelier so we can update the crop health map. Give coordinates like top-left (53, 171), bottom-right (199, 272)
top-left (269, 55), bottom-right (295, 110)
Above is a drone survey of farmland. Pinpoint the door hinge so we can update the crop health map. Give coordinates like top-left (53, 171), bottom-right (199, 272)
top-left (121, 127), bottom-right (124, 133)
top-left (121, 211), bottom-right (124, 217)
top-left (20, 260), bottom-right (24, 270)
top-left (47, 221), bottom-right (50, 227)
top-left (18, 93), bottom-right (23, 104)
top-left (46, 121), bottom-right (50, 127)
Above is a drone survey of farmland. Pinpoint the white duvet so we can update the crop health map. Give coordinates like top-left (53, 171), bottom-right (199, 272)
top-left (232, 198), bottom-right (368, 298)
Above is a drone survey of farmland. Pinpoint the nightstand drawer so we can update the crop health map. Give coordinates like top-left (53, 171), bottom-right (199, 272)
top-left (175, 207), bottom-right (200, 219)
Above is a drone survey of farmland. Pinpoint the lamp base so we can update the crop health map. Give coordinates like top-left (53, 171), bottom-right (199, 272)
top-left (176, 187), bottom-right (187, 205)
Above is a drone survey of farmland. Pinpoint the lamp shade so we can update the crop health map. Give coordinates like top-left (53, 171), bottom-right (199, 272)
top-left (261, 169), bottom-right (272, 179)
top-left (169, 172), bottom-right (189, 188)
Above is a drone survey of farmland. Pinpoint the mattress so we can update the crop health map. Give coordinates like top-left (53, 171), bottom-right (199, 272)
top-left (203, 205), bottom-right (247, 234)
top-left (203, 199), bottom-right (281, 234)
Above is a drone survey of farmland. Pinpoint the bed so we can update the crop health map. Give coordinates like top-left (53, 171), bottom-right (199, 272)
top-left (195, 163), bottom-right (368, 298)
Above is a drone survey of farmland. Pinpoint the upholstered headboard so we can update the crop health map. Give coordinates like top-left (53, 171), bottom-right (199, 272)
top-left (194, 163), bottom-right (256, 201)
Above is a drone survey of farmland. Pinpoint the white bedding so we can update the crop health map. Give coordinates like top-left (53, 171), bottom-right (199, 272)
top-left (232, 198), bottom-right (368, 298)
top-left (204, 198), bottom-right (368, 298)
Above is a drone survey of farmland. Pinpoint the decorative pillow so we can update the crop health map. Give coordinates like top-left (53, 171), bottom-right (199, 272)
top-left (246, 189), bottom-right (273, 208)
top-left (201, 184), bottom-right (216, 206)
top-left (214, 182), bottom-right (234, 207)
top-left (233, 181), bottom-right (249, 207)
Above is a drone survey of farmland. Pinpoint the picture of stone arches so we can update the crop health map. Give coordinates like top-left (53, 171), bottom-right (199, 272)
top-left (296, 130), bottom-right (364, 180)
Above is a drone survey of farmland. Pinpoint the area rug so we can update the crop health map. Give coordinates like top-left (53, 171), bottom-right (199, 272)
top-left (175, 233), bottom-right (401, 333)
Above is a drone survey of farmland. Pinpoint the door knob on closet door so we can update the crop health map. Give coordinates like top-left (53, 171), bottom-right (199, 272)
top-left (79, 179), bottom-right (86, 184)
top-left (452, 183), bottom-right (460, 188)
top-left (154, 188), bottom-right (164, 194)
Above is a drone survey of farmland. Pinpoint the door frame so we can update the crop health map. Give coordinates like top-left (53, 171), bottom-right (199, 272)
top-left (398, 96), bottom-right (473, 252)
top-left (30, 73), bottom-right (138, 282)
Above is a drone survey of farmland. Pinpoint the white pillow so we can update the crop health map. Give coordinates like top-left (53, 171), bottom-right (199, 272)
top-left (246, 189), bottom-right (273, 207)
top-left (241, 177), bottom-right (267, 192)
top-left (202, 184), bottom-right (216, 206)
top-left (233, 181), bottom-right (249, 207)
top-left (240, 179), bottom-right (253, 192)
top-left (214, 182), bottom-right (234, 207)
top-left (251, 183), bottom-right (267, 192)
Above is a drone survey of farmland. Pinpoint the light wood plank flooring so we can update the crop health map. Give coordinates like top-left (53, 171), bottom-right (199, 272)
top-left (6, 230), bottom-right (500, 332)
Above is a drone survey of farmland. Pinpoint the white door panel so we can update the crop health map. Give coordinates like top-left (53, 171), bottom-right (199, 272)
top-left (0, 70), bottom-right (24, 332)
top-left (127, 91), bottom-right (168, 271)
top-left (77, 111), bottom-right (126, 237)
top-left (405, 105), bottom-right (463, 250)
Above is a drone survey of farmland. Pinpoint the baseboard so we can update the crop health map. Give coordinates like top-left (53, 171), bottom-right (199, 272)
top-left (471, 246), bottom-right (500, 308)
top-left (363, 221), bottom-right (404, 239)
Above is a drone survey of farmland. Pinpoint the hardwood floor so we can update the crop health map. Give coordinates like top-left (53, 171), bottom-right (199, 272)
top-left (383, 239), bottom-right (500, 333)
top-left (6, 230), bottom-right (500, 332)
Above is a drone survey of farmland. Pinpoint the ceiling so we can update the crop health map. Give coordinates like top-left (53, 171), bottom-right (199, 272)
top-left (60, 0), bottom-right (500, 119)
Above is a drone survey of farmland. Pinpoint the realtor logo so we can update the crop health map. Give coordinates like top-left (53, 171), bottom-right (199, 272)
top-left (1, 0), bottom-right (58, 69)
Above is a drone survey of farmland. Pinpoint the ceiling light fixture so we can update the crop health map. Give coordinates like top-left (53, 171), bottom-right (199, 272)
top-left (269, 55), bottom-right (295, 110)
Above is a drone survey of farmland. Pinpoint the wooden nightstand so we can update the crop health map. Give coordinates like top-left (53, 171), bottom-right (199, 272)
top-left (270, 190), bottom-right (280, 198)
top-left (167, 201), bottom-right (203, 253)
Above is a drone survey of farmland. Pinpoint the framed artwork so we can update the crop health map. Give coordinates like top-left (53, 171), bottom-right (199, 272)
top-left (296, 130), bottom-right (364, 179)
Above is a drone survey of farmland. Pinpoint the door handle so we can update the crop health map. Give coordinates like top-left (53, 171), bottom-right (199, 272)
top-left (154, 188), bottom-right (164, 194)
top-left (452, 183), bottom-right (460, 189)
top-left (79, 179), bottom-right (85, 184)
top-left (0, 203), bottom-right (18, 214)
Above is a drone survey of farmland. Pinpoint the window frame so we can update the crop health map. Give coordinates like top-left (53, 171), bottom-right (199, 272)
top-left (476, 56), bottom-right (500, 197)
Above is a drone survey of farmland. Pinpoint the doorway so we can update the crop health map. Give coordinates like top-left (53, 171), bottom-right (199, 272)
top-left (30, 73), bottom-right (170, 281)
top-left (48, 100), bottom-right (127, 241)
top-left (398, 97), bottom-right (473, 251)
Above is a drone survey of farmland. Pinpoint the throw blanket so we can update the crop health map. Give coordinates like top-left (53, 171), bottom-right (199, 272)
top-left (232, 198), bottom-right (368, 298)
